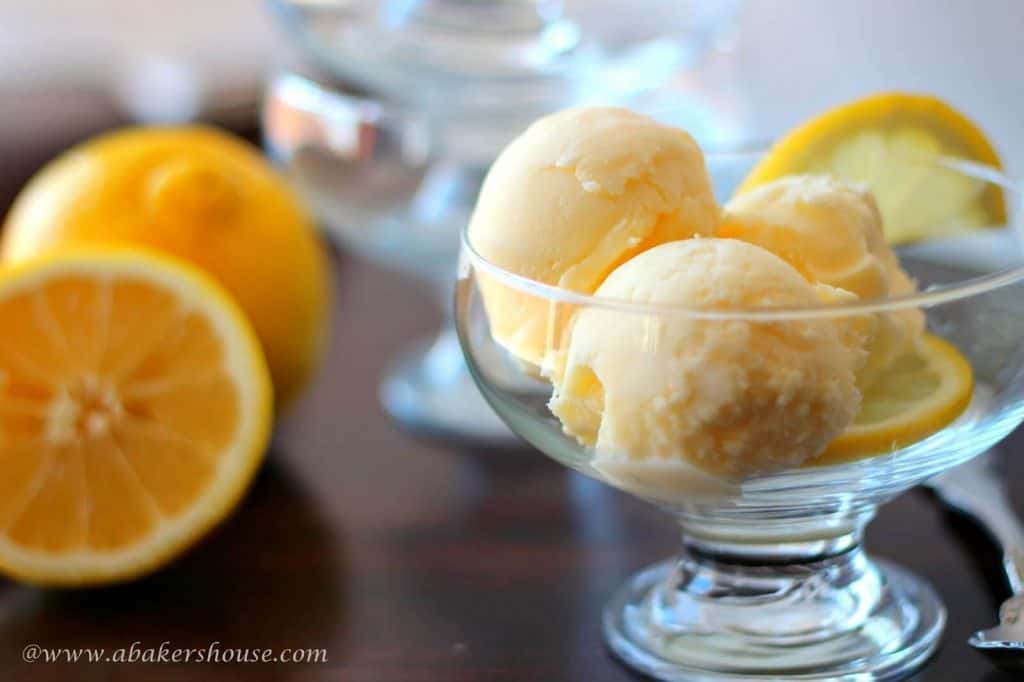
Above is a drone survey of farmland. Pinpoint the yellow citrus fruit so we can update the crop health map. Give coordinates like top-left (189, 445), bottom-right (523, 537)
top-left (815, 334), bottom-right (973, 465)
top-left (0, 250), bottom-right (272, 586)
top-left (737, 92), bottom-right (1005, 244)
top-left (1, 126), bottom-right (330, 408)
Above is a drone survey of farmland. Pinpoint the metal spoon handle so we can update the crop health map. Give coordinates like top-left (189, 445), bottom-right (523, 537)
top-left (1004, 549), bottom-right (1024, 597)
top-left (928, 452), bottom-right (1024, 593)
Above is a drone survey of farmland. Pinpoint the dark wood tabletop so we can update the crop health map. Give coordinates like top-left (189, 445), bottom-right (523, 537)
top-left (0, 117), bottom-right (1022, 682)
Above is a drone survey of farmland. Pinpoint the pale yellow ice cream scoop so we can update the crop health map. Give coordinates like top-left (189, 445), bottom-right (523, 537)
top-left (720, 175), bottom-right (925, 386)
top-left (549, 238), bottom-right (866, 479)
top-left (468, 106), bottom-right (718, 370)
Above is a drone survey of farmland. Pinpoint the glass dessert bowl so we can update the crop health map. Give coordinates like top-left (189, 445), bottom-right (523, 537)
top-left (456, 154), bottom-right (1024, 680)
top-left (262, 0), bottom-right (744, 444)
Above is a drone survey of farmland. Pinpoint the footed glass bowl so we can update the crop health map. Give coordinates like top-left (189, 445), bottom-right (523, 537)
top-left (263, 0), bottom-right (744, 444)
top-left (455, 159), bottom-right (1024, 680)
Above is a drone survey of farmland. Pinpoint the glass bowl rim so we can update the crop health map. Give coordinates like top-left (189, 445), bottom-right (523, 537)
top-left (460, 155), bottom-right (1024, 321)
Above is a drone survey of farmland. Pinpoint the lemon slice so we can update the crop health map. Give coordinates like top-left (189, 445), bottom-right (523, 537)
top-left (0, 250), bottom-right (272, 586)
top-left (815, 335), bottom-right (972, 465)
top-left (737, 92), bottom-right (1005, 244)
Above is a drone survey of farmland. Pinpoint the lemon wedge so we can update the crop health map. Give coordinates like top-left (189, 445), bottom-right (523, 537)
top-left (0, 250), bottom-right (272, 586)
top-left (738, 92), bottom-right (1005, 244)
top-left (815, 334), bottom-right (973, 465)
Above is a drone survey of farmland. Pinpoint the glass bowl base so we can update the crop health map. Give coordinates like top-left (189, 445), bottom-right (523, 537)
top-left (380, 327), bottom-right (518, 446)
top-left (603, 556), bottom-right (944, 681)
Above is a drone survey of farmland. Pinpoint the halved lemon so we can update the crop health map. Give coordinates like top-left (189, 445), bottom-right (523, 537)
top-left (737, 92), bottom-right (1006, 244)
top-left (815, 334), bottom-right (973, 465)
top-left (0, 250), bottom-right (272, 586)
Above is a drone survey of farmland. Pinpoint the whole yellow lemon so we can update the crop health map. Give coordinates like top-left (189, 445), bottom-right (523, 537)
top-left (2, 126), bottom-right (331, 409)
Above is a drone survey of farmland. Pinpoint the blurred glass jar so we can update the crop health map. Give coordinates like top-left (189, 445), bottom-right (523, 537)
top-left (262, 0), bottom-right (744, 442)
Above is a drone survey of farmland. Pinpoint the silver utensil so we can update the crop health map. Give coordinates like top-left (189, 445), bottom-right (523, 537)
top-left (926, 449), bottom-right (1024, 671)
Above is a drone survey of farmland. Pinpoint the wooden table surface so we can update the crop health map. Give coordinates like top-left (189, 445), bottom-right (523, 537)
top-left (1, 125), bottom-right (1023, 682)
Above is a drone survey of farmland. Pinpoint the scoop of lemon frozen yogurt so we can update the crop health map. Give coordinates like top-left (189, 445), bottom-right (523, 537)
top-left (468, 106), bottom-right (719, 370)
top-left (721, 175), bottom-right (925, 386)
top-left (549, 238), bottom-right (867, 478)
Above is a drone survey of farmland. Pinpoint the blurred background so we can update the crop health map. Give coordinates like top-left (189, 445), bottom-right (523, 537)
top-left (3, 0), bottom-right (1022, 166)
